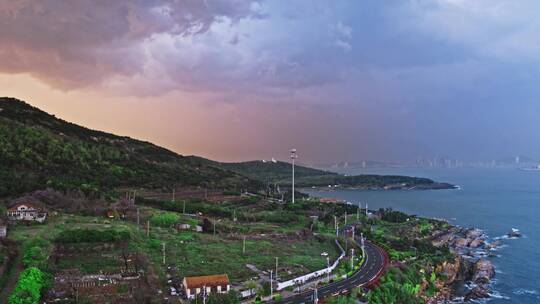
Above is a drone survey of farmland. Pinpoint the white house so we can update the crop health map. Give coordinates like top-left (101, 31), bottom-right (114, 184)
top-left (7, 203), bottom-right (47, 223)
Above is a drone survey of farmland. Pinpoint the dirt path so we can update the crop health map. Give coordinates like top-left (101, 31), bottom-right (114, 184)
top-left (0, 247), bottom-right (23, 303)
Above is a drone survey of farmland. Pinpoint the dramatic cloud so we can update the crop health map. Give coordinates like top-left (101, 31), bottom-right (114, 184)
top-left (2, 0), bottom-right (540, 162)
top-left (0, 0), bottom-right (263, 89)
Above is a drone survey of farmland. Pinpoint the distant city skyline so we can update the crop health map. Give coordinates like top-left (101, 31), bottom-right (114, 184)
top-left (2, 1), bottom-right (540, 163)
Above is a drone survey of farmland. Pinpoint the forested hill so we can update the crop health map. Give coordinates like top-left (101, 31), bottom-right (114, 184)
top-left (0, 97), bottom-right (258, 198)
top-left (197, 158), bottom-right (455, 190)
top-left (0, 97), bottom-right (454, 199)
top-left (194, 159), bottom-right (337, 181)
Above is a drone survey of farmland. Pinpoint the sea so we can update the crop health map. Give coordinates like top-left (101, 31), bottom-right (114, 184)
top-left (305, 167), bottom-right (540, 303)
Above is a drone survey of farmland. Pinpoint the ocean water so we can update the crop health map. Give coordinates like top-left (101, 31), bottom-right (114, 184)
top-left (305, 168), bottom-right (540, 303)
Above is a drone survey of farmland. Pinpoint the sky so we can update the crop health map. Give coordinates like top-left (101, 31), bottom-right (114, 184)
top-left (1, 0), bottom-right (540, 163)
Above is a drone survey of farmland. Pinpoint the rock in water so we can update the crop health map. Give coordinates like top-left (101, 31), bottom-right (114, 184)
top-left (465, 285), bottom-right (491, 301)
top-left (454, 237), bottom-right (470, 248)
top-left (466, 228), bottom-right (483, 239)
top-left (473, 259), bottom-right (495, 284)
top-left (486, 240), bottom-right (501, 250)
top-left (507, 228), bottom-right (522, 238)
top-left (469, 238), bottom-right (484, 248)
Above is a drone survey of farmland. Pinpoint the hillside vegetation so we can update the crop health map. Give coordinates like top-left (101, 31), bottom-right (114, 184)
top-left (207, 160), bottom-right (451, 190)
top-left (0, 97), bottom-right (258, 198)
top-left (0, 97), bottom-right (452, 199)
top-left (198, 159), bottom-right (336, 181)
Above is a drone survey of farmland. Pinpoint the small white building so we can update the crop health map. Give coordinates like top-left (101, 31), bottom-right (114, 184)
top-left (0, 220), bottom-right (7, 238)
top-left (176, 224), bottom-right (191, 231)
top-left (182, 274), bottom-right (230, 299)
top-left (7, 203), bottom-right (47, 223)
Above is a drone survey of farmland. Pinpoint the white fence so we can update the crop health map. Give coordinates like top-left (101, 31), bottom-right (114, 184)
top-left (276, 239), bottom-right (345, 290)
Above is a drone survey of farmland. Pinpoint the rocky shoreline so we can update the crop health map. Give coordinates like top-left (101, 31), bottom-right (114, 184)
top-left (429, 225), bottom-right (509, 303)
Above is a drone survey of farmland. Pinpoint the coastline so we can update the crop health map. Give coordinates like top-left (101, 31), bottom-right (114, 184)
top-left (304, 182), bottom-right (457, 191)
top-left (308, 190), bottom-right (502, 303)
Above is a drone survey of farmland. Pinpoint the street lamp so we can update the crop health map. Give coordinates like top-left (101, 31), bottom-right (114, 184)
top-left (365, 203), bottom-right (369, 216)
top-left (290, 149), bottom-right (298, 204)
top-left (275, 257), bottom-right (279, 282)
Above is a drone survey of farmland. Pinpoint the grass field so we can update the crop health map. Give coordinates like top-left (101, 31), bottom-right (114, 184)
top-left (7, 208), bottom-right (341, 284)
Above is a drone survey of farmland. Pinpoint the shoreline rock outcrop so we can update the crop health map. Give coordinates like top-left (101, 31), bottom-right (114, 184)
top-left (429, 226), bottom-right (500, 302)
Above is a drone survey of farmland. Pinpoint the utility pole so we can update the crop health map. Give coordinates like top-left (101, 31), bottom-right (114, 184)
top-left (344, 211), bottom-right (347, 226)
top-left (243, 236), bottom-right (246, 254)
top-left (162, 242), bottom-right (166, 265)
top-left (361, 232), bottom-right (365, 257)
top-left (326, 256), bottom-right (330, 283)
top-left (334, 215), bottom-right (338, 237)
top-left (213, 218), bottom-right (216, 236)
top-left (233, 209), bottom-right (237, 222)
top-left (290, 149), bottom-right (297, 204)
top-left (146, 220), bottom-right (150, 237)
top-left (357, 202), bottom-right (360, 221)
top-left (172, 189), bottom-right (175, 201)
top-left (270, 270), bottom-right (273, 299)
top-left (183, 201), bottom-right (186, 214)
top-left (275, 257), bottom-right (279, 282)
top-left (312, 287), bottom-right (318, 304)
top-left (352, 226), bottom-right (355, 240)
top-left (351, 249), bottom-right (355, 271)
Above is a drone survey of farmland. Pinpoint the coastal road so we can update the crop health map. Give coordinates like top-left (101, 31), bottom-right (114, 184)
top-left (273, 240), bottom-right (387, 304)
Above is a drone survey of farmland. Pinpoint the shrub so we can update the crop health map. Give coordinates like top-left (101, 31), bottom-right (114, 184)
top-left (55, 228), bottom-right (130, 243)
top-left (8, 267), bottom-right (45, 304)
top-left (150, 212), bottom-right (180, 227)
top-left (21, 237), bottom-right (51, 269)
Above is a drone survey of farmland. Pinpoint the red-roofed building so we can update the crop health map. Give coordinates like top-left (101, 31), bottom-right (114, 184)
top-left (182, 274), bottom-right (230, 299)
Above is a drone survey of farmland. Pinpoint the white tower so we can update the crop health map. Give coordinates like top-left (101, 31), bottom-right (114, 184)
top-left (290, 149), bottom-right (298, 204)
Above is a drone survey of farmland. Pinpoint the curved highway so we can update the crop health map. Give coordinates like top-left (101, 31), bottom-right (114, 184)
top-left (274, 240), bottom-right (387, 304)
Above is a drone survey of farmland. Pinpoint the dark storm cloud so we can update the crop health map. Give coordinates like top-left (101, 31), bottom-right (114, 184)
top-left (0, 0), bottom-right (262, 89)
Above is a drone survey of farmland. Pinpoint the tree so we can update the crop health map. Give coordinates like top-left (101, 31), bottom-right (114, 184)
top-left (202, 218), bottom-right (213, 233)
top-left (206, 291), bottom-right (240, 304)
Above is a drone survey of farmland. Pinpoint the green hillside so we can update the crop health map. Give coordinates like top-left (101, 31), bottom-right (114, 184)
top-left (0, 97), bottom-right (259, 198)
top-left (0, 97), bottom-right (453, 199)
